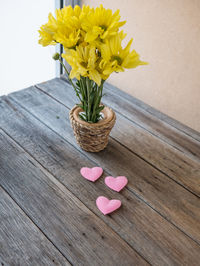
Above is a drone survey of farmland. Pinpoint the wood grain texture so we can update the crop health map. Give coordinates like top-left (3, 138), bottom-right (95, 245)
top-left (7, 86), bottom-right (200, 244)
top-left (0, 129), bottom-right (146, 266)
top-left (1, 95), bottom-right (200, 265)
top-left (36, 78), bottom-right (200, 197)
top-left (102, 80), bottom-right (200, 143)
top-left (27, 80), bottom-right (200, 244)
top-left (0, 187), bottom-right (70, 266)
top-left (102, 84), bottom-right (200, 161)
top-left (61, 76), bottom-right (200, 161)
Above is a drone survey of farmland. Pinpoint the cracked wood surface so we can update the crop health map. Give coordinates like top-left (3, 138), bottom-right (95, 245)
top-left (0, 77), bottom-right (200, 265)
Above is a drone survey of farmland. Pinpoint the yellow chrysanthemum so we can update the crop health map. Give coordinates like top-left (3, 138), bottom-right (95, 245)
top-left (38, 13), bottom-right (57, 46)
top-left (99, 32), bottom-right (148, 76)
top-left (38, 5), bottom-right (92, 48)
top-left (55, 5), bottom-right (92, 48)
top-left (39, 4), bottom-right (148, 86)
top-left (82, 4), bottom-right (126, 43)
top-left (62, 45), bottom-right (102, 86)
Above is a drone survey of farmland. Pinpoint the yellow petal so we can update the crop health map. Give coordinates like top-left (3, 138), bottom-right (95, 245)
top-left (101, 43), bottom-right (111, 61)
top-left (89, 70), bottom-right (101, 86)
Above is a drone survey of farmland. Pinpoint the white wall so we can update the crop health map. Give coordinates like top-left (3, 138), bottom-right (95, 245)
top-left (0, 0), bottom-right (55, 96)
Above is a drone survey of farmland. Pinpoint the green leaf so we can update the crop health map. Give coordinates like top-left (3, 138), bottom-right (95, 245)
top-left (96, 105), bottom-right (104, 113)
top-left (76, 80), bottom-right (80, 87)
top-left (89, 91), bottom-right (96, 103)
top-left (81, 112), bottom-right (87, 118)
top-left (76, 104), bottom-right (84, 109)
top-left (79, 114), bottom-right (87, 121)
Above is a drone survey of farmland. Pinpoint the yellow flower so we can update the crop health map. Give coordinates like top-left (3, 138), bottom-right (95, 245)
top-left (38, 5), bottom-right (92, 48)
top-left (55, 6), bottom-right (87, 48)
top-left (39, 4), bottom-right (148, 85)
top-left (82, 4), bottom-right (126, 43)
top-left (54, 5), bottom-right (82, 48)
top-left (55, 28), bottom-right (81, 49)
top-left (56, 5), bottom-right (81, 28)
top-left (99, 32), bottom-right (148, 76)
top-left (38, 13), bottom-right (57, 46)
top-left (56, 5), bottom-right (82, 21)
top-left (62, 45), bottom-right (102, 86)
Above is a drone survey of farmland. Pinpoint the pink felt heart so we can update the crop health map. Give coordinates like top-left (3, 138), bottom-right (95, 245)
top-left (96, 196), bottom-right (121, 215)
top-left (80, 167), bottom-right (103, 182)
top-left (105, 176), bottom-right (128, 192)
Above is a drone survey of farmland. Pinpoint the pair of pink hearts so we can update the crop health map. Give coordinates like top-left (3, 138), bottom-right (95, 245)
top-left (80, 167), bottom-right (128, 192)
top-left (80, 167), bottom-right (128, 215)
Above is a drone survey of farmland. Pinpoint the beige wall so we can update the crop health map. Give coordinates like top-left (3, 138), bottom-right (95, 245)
top-left (82, 0), bottom-right (200, 132)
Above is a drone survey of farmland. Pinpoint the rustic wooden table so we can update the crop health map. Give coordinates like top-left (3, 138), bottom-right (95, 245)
top-left (0, 76), bottom-right (200, 266)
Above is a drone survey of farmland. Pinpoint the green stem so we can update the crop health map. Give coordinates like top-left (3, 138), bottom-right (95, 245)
top-left (58, 57), bottom-right (81, 102)
top-left (86, 77), bottom-right (91, 121)
top-left (58, 53), bottom-right (105, 123)
top-left (91, 84), bottom-right (100, 122)
top-left (80, 77), bottom-right (85, 103)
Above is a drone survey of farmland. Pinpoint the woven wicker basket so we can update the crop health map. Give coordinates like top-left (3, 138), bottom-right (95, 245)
top-left (69, 105), bottom-right (116, 152)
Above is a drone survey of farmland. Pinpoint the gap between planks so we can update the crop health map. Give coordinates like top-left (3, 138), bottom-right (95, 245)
top-left (0, 128), bottom-right (149, 265)
top-left (62, 75), bottom-right (200, 144)
top-left (34, 84), bottom-right (200, 198)
top-left (103, 81), bottom-right (200, 143)
top-left (3, 95), bottom-right (200, 249)
top-left (61, 76), bottom-right (200, 161)
top-left (1, 95), bottom-right (200, 265)
top-left (36, 77), bottom-right (200, 166)
top-left (113, 137), bottom-right (200, 199)
top-left (0, 183), bottom-right (72, 266)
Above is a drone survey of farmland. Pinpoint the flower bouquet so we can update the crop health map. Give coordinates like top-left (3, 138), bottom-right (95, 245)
top-left (39, 4), bottom-right (147, 152)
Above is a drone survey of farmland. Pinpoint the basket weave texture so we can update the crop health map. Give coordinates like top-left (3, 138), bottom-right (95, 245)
top-left (69, 105), bottom-right (116, 152)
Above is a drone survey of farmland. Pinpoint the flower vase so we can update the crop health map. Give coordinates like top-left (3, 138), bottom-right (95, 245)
top-left (69, 105), bottom-right (116, 152)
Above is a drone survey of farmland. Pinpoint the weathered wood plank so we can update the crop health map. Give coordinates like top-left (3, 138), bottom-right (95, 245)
top-left (59, 77), bottom-right (200, 162)
top-left (0, 130), bottom-right (145, 266)
top-left (7, 87), bottom-right (200, 245)
top-left (1, 96), bottom-right (200, 265)
top-left (102, 85), bottom-right (200, 161)
top-left (36, 78), bottom-right (200, 197)
top-left (61, 75), bottom-right (200, 142)
top-left (102, 81), bottom-right (200, 143)
top-left (62, 75), bottom-right (200, 144)
top-left (0, 186), bottom-right (70, 266)
top-left (112, 116), bottom-right (200, 196)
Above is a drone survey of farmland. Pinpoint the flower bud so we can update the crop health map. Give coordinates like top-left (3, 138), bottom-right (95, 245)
top-left (52, 53), bottom-right (60, 60)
